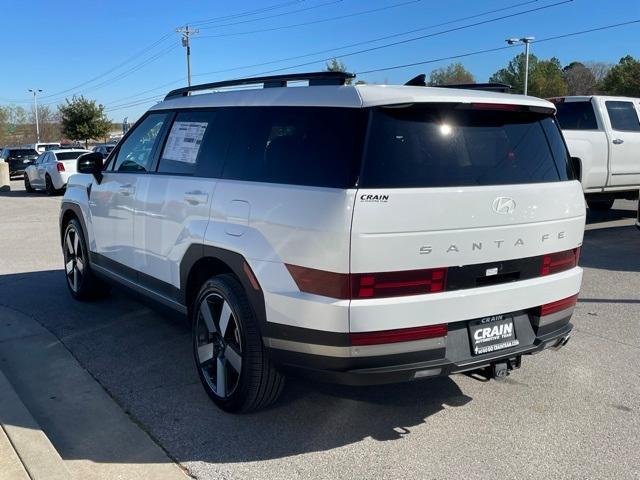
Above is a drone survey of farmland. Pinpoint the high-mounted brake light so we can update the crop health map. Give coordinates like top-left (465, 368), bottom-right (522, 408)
top-left (285, 265), bottom-right (447, 300)
top-left (470, 103), bottom-right (524, 111)
top-left (538, 294), bottom-right (578, 316)
top-left (541, 248), bottom-right (580, 276)
top-left (350, 324), bottom-right (448, 346)
top-left (56, 162), bottom-right (65, 172)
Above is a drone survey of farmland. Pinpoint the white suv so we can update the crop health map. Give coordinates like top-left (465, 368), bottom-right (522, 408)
top-left (59, 72), bottom-right (585, 412)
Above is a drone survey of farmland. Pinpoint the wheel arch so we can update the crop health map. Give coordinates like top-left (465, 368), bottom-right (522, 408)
top-left (180, 245), bottom-right (267, 332)
top-left (60, 202), bottom-right (89, 247)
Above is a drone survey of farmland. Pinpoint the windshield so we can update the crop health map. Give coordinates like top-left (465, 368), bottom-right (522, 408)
top-left (9, 149), bottom-right (38, 158)
top-left (360, 104), bottom-right (573, 188)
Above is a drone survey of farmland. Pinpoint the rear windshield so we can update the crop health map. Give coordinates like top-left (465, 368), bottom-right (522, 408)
top-left (55, 152), bottom-right (85, 161)
top-left (360, 104), bottom-right (572, 188)
top-left (8, 149), bottom-right (38, 157)
top-left (554, 101), bottom-right (598, 130)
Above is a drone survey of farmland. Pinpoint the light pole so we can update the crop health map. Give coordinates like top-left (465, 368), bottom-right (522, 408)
top-left (176, 25), bottom-right (199, 87)
top-left (506, 37), bottom-right (535, 95)
top-left (28, 88), bottom-right (42, 142)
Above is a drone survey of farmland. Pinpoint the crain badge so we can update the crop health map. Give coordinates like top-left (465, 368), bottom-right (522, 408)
top-left (360, 194), bottom-right (389, 203)
top-left (492, 196), bottom-right (516, 215)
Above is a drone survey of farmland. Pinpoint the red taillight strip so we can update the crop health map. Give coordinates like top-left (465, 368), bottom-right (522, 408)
top-left (56, 162), bottom-right (65, 172)
top-left (350, 324), bottom-right (448, 346)
top-left (538, 294), bottom-right (579, 316)
top-left (541, 247), bottom-right (580, 276)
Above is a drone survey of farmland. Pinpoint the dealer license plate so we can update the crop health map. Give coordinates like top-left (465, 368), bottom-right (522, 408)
top-left (469, 314), bottom-right (519, 356)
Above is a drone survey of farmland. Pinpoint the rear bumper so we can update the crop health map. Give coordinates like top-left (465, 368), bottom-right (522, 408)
top-left (267, 309), bottom-right (574, 386)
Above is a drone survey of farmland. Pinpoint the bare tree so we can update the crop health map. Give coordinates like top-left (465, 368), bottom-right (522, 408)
top-left (563, 62), bottom-right (597, 95)
top-left (585, 61), bottom-right (613, 85)
top-left (29, 105), bottom-right (62, 143)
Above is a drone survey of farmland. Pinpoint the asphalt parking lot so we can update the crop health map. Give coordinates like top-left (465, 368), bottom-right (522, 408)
top-left (0, 180), bottom-right (639, 480)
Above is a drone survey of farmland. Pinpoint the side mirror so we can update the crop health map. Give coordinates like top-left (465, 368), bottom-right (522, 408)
top-left (77, 152), bottom-right (104, 184)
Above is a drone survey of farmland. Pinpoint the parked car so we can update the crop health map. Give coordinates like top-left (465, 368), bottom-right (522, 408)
top-left (60, 72), bottom-right (585, 413)
top-left (24, 148), bottom-right (90, 194)
top-left (23, 142), bottom-right (61, 154)
top-left (91, 144), bottom-right (116, 157)
top-left (549, 95), bottom-right (640, 210)
top-left (0, 147), bottom-right (39, 177)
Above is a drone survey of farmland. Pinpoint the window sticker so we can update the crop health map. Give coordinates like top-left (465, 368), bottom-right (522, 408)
top-left (163, 121), bottom-right (208, 164)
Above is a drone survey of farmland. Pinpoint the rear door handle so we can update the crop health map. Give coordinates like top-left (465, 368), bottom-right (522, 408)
top-left (183, 190), bottom-right (209, 205)
top-left (612, 138), bottom-right (624, 145)
top-left (118, 184), bottom-right (135, 196)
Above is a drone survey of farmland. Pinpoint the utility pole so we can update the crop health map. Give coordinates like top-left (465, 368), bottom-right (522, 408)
top-left (28, 88), bottom-right (42, 142)
top-left (506, 37), bottom-right (535, 95)
top-left (176, 25), bottom-right (199, 87)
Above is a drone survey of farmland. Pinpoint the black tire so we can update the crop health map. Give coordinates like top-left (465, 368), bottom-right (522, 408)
top-left (587, 198), bottom-right (614, 211)
top-left (192, 274), bottom-right (284, 413)
top-left (24, 174), bottom-right (34, 193)
top-left (62, 218), bottom-right (111, 301)
top-left (45, 174), bottom-right (58, 196)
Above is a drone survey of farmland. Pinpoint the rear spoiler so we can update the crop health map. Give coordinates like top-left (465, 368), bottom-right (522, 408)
top-left (404, 75), bottom-right (511, 93)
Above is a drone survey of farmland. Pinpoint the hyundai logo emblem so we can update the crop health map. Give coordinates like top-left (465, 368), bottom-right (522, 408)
top-left (492, 197), bottom-right (516, 215)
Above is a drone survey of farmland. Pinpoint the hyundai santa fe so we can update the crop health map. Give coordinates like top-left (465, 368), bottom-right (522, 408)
top-left (59, 72), bottom-right (585, 412)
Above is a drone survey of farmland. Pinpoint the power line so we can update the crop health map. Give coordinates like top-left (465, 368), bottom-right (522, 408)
top-left (238, 0), bottom-right (574, 78)
top-left (100, 0), bottom-right (560, 109)
top-left (103, 18), bottom-right (640, 114)
top-left (196, 0), bottom-right (344, 30)
top-left (188, 0), bottom-right (306, 26)
top-left (358, 19), bottom-right (640, 74)
top-left (193, 0), bottom-right (541, 77)
top-left (197, 0), bottom-right (418, 35)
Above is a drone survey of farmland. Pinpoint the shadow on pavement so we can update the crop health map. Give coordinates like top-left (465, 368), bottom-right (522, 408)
top-left (581, 225), bottom-right (640, 272)
top-left (585, 207), bottom-right (636, 225)
top-left (0, 269), bottom-right (471, 464)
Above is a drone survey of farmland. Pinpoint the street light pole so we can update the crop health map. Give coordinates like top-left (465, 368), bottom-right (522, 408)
top-left (28, 88), bottom-right (42, 142)
top-left (176, 25), bottom-right (199, 87)
top-left (506, 37), bottom-right (535, 95)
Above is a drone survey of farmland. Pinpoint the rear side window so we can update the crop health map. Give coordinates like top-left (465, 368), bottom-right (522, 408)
top-left (554, 101), bottom-right (598, 130)
top-left (223, 107), bottom-right (367, 188)
top-left (158, 110), bottom-right (231, 177)
top-left (54, 152), bottom-right (85, 161)
top-left (360, 104), bottom-right (571, 188)
top-left (605, 101), bottom-right (640, 132)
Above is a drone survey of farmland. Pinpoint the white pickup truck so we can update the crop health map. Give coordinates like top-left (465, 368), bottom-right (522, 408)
top-left (550, 95), bottom-right (640, 210)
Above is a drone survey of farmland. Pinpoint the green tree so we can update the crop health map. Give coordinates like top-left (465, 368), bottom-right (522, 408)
top-left (325, 58), bottom-right (352, 84)
top-left (599, 55), bottom-right (640, 97)
top-left (428, 63), bottom-right (475, 86)
top-left (59, 96), bottom-right (110, 148)
top-left (528, 57), bottom-right (567, 97)
top-left (490, 53), bottom-right (538, 93)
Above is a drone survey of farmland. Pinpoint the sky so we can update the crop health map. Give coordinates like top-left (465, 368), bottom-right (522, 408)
top-left (1, 0), bottom-right (638, 122)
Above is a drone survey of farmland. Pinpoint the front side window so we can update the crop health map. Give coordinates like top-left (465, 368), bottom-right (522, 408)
top-left (554, 101), bottom-right (598, 130)
top-left (223, 107), bottom-right (367, 188)
top-left (606, 101), bottom-right (640, 132)
top-left (113, 113), bottom-right (168, 172)
top-left (361, 104), bottom-right (571, 188)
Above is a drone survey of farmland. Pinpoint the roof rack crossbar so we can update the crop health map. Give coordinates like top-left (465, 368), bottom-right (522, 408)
top-left (164, 71), bottom-right (355, 99)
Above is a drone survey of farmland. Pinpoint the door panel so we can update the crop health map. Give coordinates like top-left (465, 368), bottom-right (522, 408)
top-left (603, 100), bottom-right (640, 187)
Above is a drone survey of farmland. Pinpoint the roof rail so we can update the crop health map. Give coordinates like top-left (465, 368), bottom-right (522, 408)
top-left (164, 71), bottom-right (355, 100)
top-left (432, 83), bottom-right (512, 93)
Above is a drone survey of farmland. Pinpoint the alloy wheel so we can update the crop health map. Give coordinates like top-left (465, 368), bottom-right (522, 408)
top-left (64, 227), bottom-right (85, 292)
top-left (195, 293), bottom-right (243, 398)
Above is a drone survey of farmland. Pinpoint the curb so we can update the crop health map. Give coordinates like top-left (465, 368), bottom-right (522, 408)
top-left (0, 370), bottom-right (71, 480)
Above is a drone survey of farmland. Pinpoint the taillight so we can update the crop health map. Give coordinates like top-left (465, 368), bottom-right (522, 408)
top-left (350, 324), bottom-right (448, 346)
top-left (351, 268), bottom-right (447, 299)
top-left (471, 102), bottom-right (523, 111)
top-left (56, 162), bottom-right (65, 172)
top-left (540, 248), bottom-right (580, 276)
top-left (285, 264), bottom-right (447, 300)
top-left (538, 294), bottom-right (578, 316)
